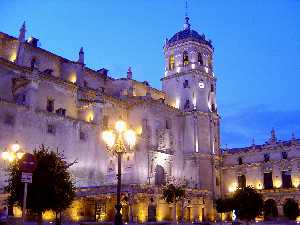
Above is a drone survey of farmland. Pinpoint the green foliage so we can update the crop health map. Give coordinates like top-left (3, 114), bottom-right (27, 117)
top-left (216, 198), bottom-right (234, 213)
top-left (162, 184), bottom-right (185, 203)
top-left (5, 145), bottom-right (76, 215)
top-left (263, 199), bottom-right (278, 218)
top-left (283, 198), bottom-right (299, 220)
top-left (232, 186), bottom-right (263, 222)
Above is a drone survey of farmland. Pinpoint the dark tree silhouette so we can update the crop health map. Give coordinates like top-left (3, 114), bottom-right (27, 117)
top-left (5, 145), bottom-right (76, 225)
top-left (283, 198), bottom-right (299, 220)
top-left (216, 198), bottom-right (234, 223)
top-left (232, 186), bottom-right (263, 224)
top-left (263, 199), bottom-right (278, 219)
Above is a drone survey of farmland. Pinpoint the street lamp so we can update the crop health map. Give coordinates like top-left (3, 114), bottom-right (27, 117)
top-left (1, 141), bottom-right (25, 162)
top-left (1, 141), bottom-right (25, 219)
top-left (102, 119), bottom-right (137, 225)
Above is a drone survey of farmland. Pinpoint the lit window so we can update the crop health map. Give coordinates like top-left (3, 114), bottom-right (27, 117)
top-left (208, 56), bottom-right (213, 69)
top-left (183, 51), bottom-right (189, 66)
top-left (169, 55), bottom-right (175, 70)
top-left (102, 115), bottom-right (109, 128)
top-left (238, 175), bottom-right (246, 188)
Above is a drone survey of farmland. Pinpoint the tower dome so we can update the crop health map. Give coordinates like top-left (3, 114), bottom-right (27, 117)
top-left (165, 17), bottom-right (213, 49)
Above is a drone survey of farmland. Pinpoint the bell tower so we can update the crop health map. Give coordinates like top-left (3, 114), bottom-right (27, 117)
top-left (161, 15), bottom-right (221, 219)
top-left (162, 17), bottom-right (216, 113)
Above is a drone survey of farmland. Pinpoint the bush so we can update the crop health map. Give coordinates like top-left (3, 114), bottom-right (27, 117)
top-left (232, 186), bottom-right (263, 222)
top-left (283, 198), bottom-right (299, 220)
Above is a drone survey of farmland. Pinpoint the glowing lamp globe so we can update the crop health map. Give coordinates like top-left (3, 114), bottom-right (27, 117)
top-left (115, 120), bottom-right (127, 133)
top-left (124, 129), bottom-right (136, 148)
top-left (102, 130), bottom-right (116, 148)
top-left (11, 142), bottom-right (20, 152)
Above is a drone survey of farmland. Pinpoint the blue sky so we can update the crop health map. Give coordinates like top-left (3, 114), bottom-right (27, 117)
top-left (1, 0), bottom-right (300, 148)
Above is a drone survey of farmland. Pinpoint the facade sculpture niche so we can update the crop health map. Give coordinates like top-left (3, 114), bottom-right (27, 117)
top-left (156, 128), bottom-right (173, 152)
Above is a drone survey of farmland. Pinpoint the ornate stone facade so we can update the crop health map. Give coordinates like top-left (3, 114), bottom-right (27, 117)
top-left (0, 18), bottom-right (298, 222)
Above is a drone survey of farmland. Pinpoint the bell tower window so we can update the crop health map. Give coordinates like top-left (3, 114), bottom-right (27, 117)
top-left (208, 56), bottom-right (212, 69)
top-left (183, 51), bottom-right (189, 66)
top-left (169, 55), bottom-right (175, 70)
top-left (198, 53), bottom-right (203, 65)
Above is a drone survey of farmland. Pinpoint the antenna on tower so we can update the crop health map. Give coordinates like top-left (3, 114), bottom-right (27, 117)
top-left (185, 0), bottom-right (189, 18)
top-left (183, 0), bottom-right (191, 30)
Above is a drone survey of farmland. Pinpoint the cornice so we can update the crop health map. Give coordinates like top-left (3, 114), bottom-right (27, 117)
top-left (222, 157), bottom-right (300, 170)
top-left (160, 68), bottom-right (216, 82)
top-left (223, 141), bottom-right (300, 157)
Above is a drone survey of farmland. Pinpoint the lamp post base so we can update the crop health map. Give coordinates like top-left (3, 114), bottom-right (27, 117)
top-left (114, 203), bottom-right (123, 225)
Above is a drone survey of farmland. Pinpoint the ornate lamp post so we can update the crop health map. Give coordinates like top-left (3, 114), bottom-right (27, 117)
top-left (1, 141), bottom-right (25, 162)
top-left (1, 141), bottom-right (25, 217)
top-left (102, 119), bottom-right (137, 225)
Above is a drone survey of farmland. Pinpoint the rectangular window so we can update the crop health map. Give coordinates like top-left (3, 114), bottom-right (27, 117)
top-left (4, 114), bottom-right (15, 126)
top-left (282, 152), bottom-right (288, 160)
top-left (166, 119), bottom-right (171, 129)
top-left (183, 80), bottom-right (189, 88)
top-left (47, 99), bottom-right (54, 112)
top-left (102, 115), bottom-right (108, 128)
top-left (264, 153), bottom-right (270, 162)
top-left (264, 172), bottom-right (273, 189)
top-left (282, 171), bottom-right (292, 188)
top-left (55, 108), bottom-right (66, 117)
top-left (79, 131), bottom-right (86, 141)
top-left (238, 175), bottom-right (246, 188)
top-left (47, 124), bottom-right (55, 135)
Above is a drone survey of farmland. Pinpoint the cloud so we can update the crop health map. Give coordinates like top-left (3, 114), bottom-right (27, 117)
top-left (221, 105), bottom-right (300, 148)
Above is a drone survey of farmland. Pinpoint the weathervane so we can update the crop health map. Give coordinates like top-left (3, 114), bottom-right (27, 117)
top-left (183, 0), bottom-right (191, 30)
top-left (185, 0), bottom-right (189, 18)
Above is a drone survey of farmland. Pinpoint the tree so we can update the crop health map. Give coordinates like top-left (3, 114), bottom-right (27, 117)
top-left (5, 145), bottom-right (76, 225)
top-left (232, 186), bottom-right (263, 224)
top-left (162, 184), bottom-right (185, 224)
top-left (216, 198), bottom-right (234, 223)
top-left (283, 198), bottom-right (299, 220)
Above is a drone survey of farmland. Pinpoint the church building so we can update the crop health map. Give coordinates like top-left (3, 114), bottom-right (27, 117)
top-left (0, 15), bottom-right (299, 222)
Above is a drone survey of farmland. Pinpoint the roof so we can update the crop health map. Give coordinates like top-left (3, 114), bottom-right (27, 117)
top-left (223, 138), bottom-right (300, 155)
top-left (165, 18), bottom-right (213, 49)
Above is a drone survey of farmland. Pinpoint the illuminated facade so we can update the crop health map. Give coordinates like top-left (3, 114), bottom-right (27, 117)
top-left (222, 130), bottom-right (300, 218)
top-left (0, 18), bottom-right (298, 222)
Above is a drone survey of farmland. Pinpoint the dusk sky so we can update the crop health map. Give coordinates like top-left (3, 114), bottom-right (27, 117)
top-left (1, 0), bottom-right (299, 148)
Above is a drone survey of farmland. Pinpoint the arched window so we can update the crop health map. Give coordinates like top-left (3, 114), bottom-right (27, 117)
top-left (183, 51), bottom-right (189, 66)
top-left (238, 174), bottom-right (246, 188)
top-left (155, 165), bottom-right (166, 186)
top-left (169, 55), bottom-right (175, 70)
top-left (198, 52), bottom-right (203, 65)
top-left (208, 56), bottom-right (212, 69)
